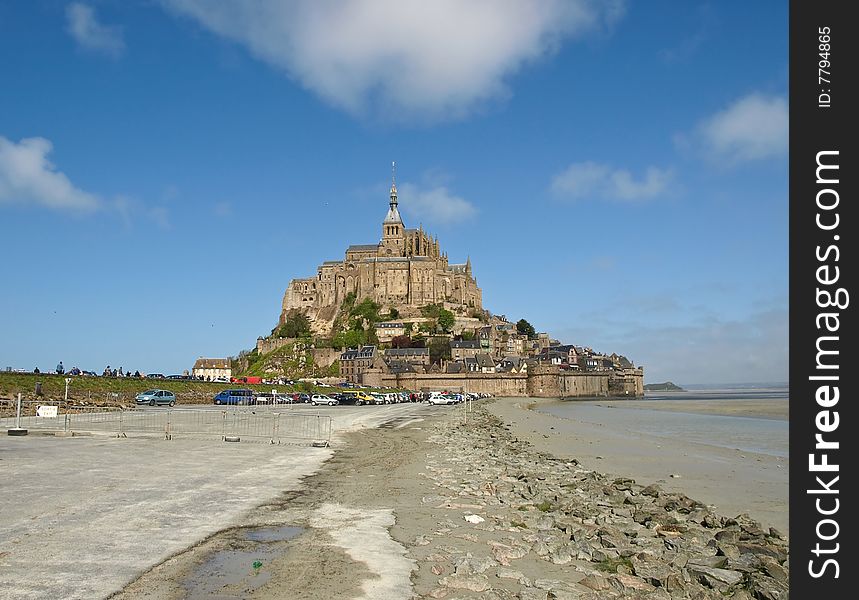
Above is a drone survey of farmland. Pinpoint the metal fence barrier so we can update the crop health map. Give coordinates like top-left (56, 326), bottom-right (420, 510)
top-left (1, 401), bottom-right (331, 446)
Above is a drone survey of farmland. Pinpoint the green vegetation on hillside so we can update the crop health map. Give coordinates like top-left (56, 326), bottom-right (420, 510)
top-left (420, 303), bottom-right (455, 333)
top-left (273, 310), bottom-right (312, 338)
top-left (643, 381), bottom-right (685, 391)
top-left (516, 318), bottom-right (536, 339)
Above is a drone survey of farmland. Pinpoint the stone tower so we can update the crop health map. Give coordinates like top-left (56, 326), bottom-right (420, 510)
top-left (380, 162), bottom-right (404, 255)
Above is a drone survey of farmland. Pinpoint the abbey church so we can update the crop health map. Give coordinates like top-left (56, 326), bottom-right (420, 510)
top-left (280, 170), bottom-right (483, 334)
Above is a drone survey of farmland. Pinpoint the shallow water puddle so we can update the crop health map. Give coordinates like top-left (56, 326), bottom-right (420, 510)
top-left (182, 525), bottom-right (303, 599)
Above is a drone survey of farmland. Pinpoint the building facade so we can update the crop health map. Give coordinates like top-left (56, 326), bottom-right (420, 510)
top-left (191, 358), bottom-right (231, 381)
top-left (281, 170), bottom-right (483, 334)
top-left (339, 345), bottom-right (381, 384)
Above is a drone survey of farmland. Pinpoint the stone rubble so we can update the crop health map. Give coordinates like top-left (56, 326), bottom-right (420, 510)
top-left (406, 407), bottom-right (789, 599)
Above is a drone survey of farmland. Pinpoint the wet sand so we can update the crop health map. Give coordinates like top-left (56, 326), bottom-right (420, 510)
top-left (590, 397), bottom-right (789, 420)
top-left (484, 397), bottom-right (789, 534)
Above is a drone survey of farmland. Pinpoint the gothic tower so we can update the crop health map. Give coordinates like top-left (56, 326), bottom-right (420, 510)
top-left (381, 161), bottom-right (404, 255)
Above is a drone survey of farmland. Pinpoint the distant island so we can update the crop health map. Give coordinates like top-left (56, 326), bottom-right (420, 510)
top-left (643, 381), bottom-right (685, 391)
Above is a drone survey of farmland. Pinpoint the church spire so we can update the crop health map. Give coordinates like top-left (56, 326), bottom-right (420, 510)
top-left (389, 160), bottom-right (398, 207)
top-left (383, 161), bottom-right (403, 226)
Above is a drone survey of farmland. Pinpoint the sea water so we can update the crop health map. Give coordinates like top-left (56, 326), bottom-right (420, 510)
top-left (538, 387), bottom-right (789, 459)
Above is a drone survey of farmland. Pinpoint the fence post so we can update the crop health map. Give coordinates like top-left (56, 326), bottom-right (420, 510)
top-left (7, 393), bottom-right (28, 436)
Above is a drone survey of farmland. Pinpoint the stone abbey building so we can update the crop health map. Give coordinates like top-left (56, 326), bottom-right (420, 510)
top-left (280, 172), bottom-right (483, 334)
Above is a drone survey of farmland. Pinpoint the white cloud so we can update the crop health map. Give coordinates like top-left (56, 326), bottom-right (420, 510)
top-left (112, 195), bottom-right (170, 229)
top-left (162, 0), bottom-right (625, 121)
top-left (398, 182), bottom-right (477, 225)
top-left (551, 161), bottom-right (673, 201)
top-left (691, 93), bottom-right (788, 164)
top-left (66, 3), bottom-right (125, 58)
top-left (0, 135), bottom-right (100, 211)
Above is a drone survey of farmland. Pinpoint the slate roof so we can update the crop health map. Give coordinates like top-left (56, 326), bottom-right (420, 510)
top-left (385, 348), bottom-right (429, 357)
top-left (193, 358), bottom-right (230, 369)
top-left (340, 345), bottom-right (377, 360)
top-left (475, 353), bottom-right (496, 369)
top-left (385, 359), bottom-right (416, 374)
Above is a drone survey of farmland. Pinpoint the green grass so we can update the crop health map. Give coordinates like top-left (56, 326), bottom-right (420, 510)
top-left (0, 372), bottom-right (408, 408)
top-left (594, 557), bottom-right (634, 574)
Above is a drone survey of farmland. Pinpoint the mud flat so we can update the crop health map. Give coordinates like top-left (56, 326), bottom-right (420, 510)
top-left (114, 402), bottom-right (788, 599)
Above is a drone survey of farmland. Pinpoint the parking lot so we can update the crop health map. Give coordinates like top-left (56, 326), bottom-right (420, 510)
top-left (0, 402), bottom-right (451, 599)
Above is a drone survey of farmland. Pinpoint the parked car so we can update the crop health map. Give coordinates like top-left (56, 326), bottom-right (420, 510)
top-left (311, 394), bottom-right (339, 406)
top-left (135, 389), bottom-right (176, 407)
top-left (426, 392), bottom-right (455, 405)
top-left (254, 392), bottom-right (276, 404)
top-left (167, 374), bottom-right (191, 380)
top-left (339, 391), bottom-right (374, 406)
top-left (213, 389), bottom-right (255, 405)
top-left (295, 392), bottom-right (311, 403)
top-left (146, 373), bottom-right (165, 379)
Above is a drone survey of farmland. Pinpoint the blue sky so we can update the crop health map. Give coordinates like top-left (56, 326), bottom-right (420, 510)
top-left (0, 1), bottom-right (787, 385)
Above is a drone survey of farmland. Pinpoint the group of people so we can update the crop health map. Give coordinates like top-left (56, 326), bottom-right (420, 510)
top-left (44, 361), bottom-right (141, 378)
top-left (102, 366), bottom-right (142, 378)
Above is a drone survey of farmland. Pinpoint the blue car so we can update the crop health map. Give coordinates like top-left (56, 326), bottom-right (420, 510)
top-left (213, 389), bottom-right (255, 405)
top-left (135, 389), bottom-right (176, 407)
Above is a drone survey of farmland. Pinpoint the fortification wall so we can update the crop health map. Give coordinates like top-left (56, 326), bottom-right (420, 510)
top-left (255, 338), bottom-right (341, 368)
top-left (559, 372), bottom-right (611, 397)
top-left (364, 367), bottom-right (644, 398)
top-left (372, 372), bottom-right (529, 396)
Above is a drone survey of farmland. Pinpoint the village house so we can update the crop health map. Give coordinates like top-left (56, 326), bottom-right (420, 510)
top-left (450, 339), bottom-right (482, 361)
top-left (475, 353), bottom-right (496, 373)
top-left (383, 347), bottom-right (430, 370)
top-left (374, 321), bottom-right (406, 343)
top-left (191, 358), bottom-right (231, 381)
top-left (339, 345), bottom-right (382, 384)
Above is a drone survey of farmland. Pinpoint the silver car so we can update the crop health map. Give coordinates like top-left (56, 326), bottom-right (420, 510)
top-left (135, 389), bottom-right (176, 407)
top-left (310, 394), bottom-right (339, 406)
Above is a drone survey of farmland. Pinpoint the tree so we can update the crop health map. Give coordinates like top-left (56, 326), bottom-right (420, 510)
top-left (351, 298), bottom-right (381, 324)
top-left (333, 328), bottom-right (367, 349)
top-left (428, 337), bottom-right (451, 364)
top-left (516, 318), bottom-right (536, 339)
top-left (391, 335), bottom-right (412, 349)
top-left (388, 307), bottom-right (399, 319)
top-left (437, 308), bottom-right (455, 333)
top-left (460, 330), bottom-right (475, 341)
top-left (278, 311), bottom-right (311, 338)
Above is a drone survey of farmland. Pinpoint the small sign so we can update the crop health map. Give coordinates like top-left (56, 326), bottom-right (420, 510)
top-left (37, 405), bottom-right (58, 418)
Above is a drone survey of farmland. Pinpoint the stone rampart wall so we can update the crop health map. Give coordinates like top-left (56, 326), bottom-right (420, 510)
top-left (363, 368), bottom-right (644, 398)
top-left (559, 372), bottom-right (610, 397)
top-left (255, 338), bottom-right (341, 368)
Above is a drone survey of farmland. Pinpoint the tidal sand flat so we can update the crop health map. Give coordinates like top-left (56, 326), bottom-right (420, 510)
top-left (115, 402), bottom-right (789, 599)
top-left (485, 393), bottom-right (789, 534)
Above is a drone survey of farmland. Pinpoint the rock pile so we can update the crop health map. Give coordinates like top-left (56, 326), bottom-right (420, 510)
top-left (407, 407), bottom-right (789, 599)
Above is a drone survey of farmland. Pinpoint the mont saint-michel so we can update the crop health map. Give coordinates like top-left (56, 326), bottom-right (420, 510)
top-left (280, 174), bottom-right (482, 335)
top-left (249, 168), bottom-right (644, 398)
